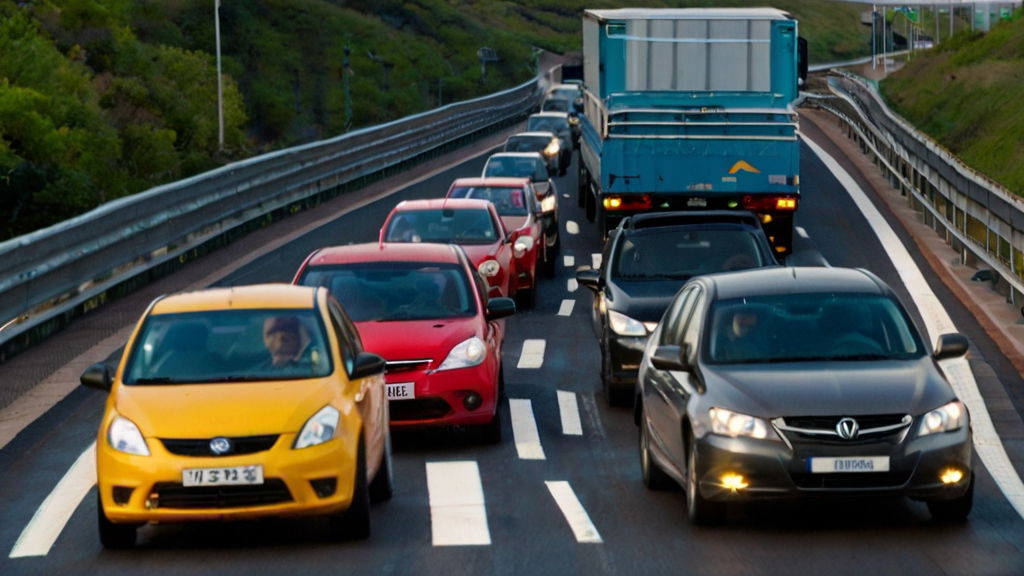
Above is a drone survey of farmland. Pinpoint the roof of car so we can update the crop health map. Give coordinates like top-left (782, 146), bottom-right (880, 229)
top-left (449, 177), bottom-right (532, 188)
top-left (506, 131), bottom-right (557, 140)
top-left (487, 151), bottom-right (546, 160)
top-left (701, 267), bottom-right (889, 301)
top-left (391, 197), bottom-right (495, 211)
top-left (531, 111), bottom-right (571, 119)
top-left (620, 210), bottom-right (763, 232)
top-left (302, 242), bottom-right (463, 267)
top-left (151, 283), bottom-right (318, 314)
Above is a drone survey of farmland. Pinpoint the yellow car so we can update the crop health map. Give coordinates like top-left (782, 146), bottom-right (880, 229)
top-left (80, 284), bottom-right (391, 548)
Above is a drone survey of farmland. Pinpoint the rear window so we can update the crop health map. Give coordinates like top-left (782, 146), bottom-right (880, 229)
top-left (384, 209), bottom-right (498, 244)
top-left (448, 185), bottom-right (528, 216)
top-left (614, 228), bottom-right (769, 280)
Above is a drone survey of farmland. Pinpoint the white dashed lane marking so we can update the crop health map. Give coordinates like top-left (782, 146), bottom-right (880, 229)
top-left (545, 481), bottom-right (602, 543)
top-left (427, 461), bottom-right (491, 546)
top-left (558, 390), bottom-right (583, 436)
top-left (558, 299), bottom-right (575, 316)
top-left (509, 398), bottom-right (545, 460)
top-left (517, 339), bottom-right (546, 369)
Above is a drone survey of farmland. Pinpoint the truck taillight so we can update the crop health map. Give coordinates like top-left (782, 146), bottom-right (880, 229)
top-left (742, 195), bottom-right (798, 213)
top-left (603, 195), bottom-right (652, 211)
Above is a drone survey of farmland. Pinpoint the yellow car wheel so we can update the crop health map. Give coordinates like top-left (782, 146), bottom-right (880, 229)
top-left (329, 437), bottom-right (371, 540)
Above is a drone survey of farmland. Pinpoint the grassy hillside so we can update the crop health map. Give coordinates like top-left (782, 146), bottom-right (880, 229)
top-left (0, 1), bottom-right (874, 240)
top-left (880, 10), bottom-right (1024, 194)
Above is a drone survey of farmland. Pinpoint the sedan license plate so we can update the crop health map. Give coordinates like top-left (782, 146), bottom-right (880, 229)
top-left (809, 456), bottom-right (890, 473)
top-left (182, 465), bottom-right (264, 487)
top-left (386, 382), bottom-right (416, 401)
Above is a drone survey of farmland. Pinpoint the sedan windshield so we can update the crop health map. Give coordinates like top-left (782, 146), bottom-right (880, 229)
top-left (123, 309), bottom-right (332, 385)
top-left (705, 294), bottom-right (925, 364)
top-left (384, 208), bottom-right (499, 244)
top-left (614, 228), bottom-right (768, 280)
top-left (299, 263), bottom-right (476, 322)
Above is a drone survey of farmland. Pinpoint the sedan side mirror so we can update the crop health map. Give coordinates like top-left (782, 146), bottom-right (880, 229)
top-left (575, 267), bottom-right (601, 291)
top-left (350, 352), bottom-right (387, 380)
top-left (80, 362), bottom-right (113, 391)
top-left (650, 345), bottom-right (691, 372)
top-left (487, 297), bottom-right (517, 320)
top-left (933, 333), bottom-right (969, 361)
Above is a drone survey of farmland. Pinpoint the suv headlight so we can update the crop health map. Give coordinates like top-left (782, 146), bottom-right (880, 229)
top-left (295, 405), bottom-right (340, 449)
top-left (709, 407), bottom-right (769, 440)
top-left (918, 401), bottom-right (966, 436)
top-left (608, 310), bottom-right (648, 337)
top-left (478, 259), bottom-right (500, 278)
top-left (437, 337), bottom-right (486, 371)
top-left (108, 415), bottom-right (150, 456)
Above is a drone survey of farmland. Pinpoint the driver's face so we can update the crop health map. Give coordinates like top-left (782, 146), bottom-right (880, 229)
top-left (732, 311), bottom-right (758, 337)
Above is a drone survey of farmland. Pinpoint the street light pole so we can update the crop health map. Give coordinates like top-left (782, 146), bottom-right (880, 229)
top-left (215, 0), bottom-right (224, 151)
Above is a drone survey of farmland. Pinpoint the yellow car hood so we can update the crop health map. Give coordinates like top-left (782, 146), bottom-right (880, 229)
top-left (113, 380), bottom-right (337, 438)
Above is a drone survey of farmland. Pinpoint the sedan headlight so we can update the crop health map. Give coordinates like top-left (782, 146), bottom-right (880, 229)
top-left (544, 141), bottom-right (561, 158)
top-left (294, 405), bottom-right (340, 449)
top-left (608, 310), bottom-right (648, 337)
top-left (918, 401), bottom-right (966, 436)
top-left (709, 407), bottom-right (770, 440)
top-left (437, 337), bottom-right (486, 371)
top-left (478, 259), bottom-right (500, 278)
top-left (108, 415), bottom-right (150, 456)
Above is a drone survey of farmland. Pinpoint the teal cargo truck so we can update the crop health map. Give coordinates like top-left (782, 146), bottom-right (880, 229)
top-left (577, 7), bottom-right (806, 254)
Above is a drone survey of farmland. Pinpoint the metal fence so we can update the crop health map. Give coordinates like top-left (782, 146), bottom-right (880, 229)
top-left (818, 71), bottom-right (1024, 307)
top-left (0, 76), bottom-right (543, 358)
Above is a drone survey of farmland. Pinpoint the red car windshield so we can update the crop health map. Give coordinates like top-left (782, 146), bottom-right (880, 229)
top-left (299, 263), bottom-right (476, 322)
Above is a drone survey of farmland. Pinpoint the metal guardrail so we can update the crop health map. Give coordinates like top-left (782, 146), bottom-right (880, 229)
top-left (814, 71), bottom-right (1024, 306)
top-left (0, 76), bottom-right (543, 357)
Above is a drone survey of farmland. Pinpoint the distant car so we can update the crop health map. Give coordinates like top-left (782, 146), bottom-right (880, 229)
top-left (447, 177), bottom-right (557, 306)
top-left (576, 211), bottom-right (777, 406)
top-left (637, 266), bottom-right (974, 525)
top-left (527, 110), bottom-right (578, 150)
top-left (379, 198), bottom-right (515, 300)
top-left (503, 130), bottom-right (569, 176)
top-left (293, 242), bottom-right (515, 442)
top-left (81, 284), bottom-right (391, 548)
top-left (482, 151), bottom-right (558, 203)
top-left (546, 82), bottom-right (583, 107)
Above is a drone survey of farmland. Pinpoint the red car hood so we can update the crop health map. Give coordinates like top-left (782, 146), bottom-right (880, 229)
top-left (459, 243), bottom-right (502, 265)
top-left (357, 318), bottom-right (478, 362)
top-left (501, 215), bottom-right (529, 234)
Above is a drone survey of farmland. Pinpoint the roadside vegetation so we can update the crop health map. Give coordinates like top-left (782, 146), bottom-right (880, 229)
top-left (880, 9), bottom-right (1024, 195)
top-left (1, 0), bottom-right (874, 240)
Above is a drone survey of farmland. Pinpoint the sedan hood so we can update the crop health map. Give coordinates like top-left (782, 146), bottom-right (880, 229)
top-left (704, 358), bottom-right (955, 417)
top-left (502, 215), bottom-right (529, 234)
top-left (608, 278), bottom-right (687, 322)
top-left (459, 243), bottom-right (502, 264)
top-left (357, 319), bottom-right (476, 362)
top-left (116, 381), bottom-right (333, 438)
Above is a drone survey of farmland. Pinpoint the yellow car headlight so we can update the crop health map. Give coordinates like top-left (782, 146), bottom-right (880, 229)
top-left (108, 415), bottom-right (150, 456)
top-left (294, 405), bottom-right (340, 449)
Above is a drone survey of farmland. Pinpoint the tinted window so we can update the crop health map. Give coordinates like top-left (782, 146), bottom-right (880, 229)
top-left (614, 228), bottom-right (768, 280)
top-left (448, 185), bottom-right (529, 216)
top-left (705, 293), bottom-right (924, 364)
top-left (299, 262), bottom-right (477, 322)
top-left (123, 309), bottom-right (333, 384)
top-left (384, 209), bottom-right (498, 244)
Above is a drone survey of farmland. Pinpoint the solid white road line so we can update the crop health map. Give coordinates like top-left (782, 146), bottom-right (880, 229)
top-left (426, 461), bottom-right (491, 546)
top-left (557, 390), bottom-right (583, 436)
top-left (509, 399), bottom-right (546, 460)
top-left (517, 339), bottom-right (546, 369)
top-left (558, 299), bottom-right (575, 317)
top-left (806, 136), bottom-right (1024, 520)
top-left (545, 481), bottom-right (602, 543)
top-left (566, 220), bottom-right (580, 235)
top-left (563, 255), bottom-right (575, 268)
top-left (10, 443), bottom-right (96, 558)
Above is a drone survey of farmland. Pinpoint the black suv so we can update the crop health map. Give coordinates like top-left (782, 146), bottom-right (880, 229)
top-left (576, 211), bottom-right (778, 406)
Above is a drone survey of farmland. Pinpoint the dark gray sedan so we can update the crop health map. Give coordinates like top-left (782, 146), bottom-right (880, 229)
top-left (636, 266), bottom-right (974, 525)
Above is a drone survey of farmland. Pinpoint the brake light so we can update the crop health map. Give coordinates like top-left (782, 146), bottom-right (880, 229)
top-left (742, 195), bottom-right (798, 212)
top-left (603, 195), bottom-right (652, 211)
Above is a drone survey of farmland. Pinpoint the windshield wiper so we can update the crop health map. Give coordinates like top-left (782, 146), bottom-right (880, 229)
top-left (132, 377), bottom-right (174, 384)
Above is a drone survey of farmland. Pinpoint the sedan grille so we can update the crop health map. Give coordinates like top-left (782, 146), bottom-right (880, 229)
top-left (385, 359), bottom-right (431, 374)
top-left (790, 471), bottom-right (912, 490)
top-left (774, 414), bottom-right (911, 443)
top-left (389, 398), bottom-right (453, 421)
top-left (161, 435), bottom-right (279, 457)
top-left (151, 479), bottom-right (292, 509)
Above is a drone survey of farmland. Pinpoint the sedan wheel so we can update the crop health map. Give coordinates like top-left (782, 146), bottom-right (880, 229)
top-left (97, 493), bottom-right (137, 549)
top-left (639, 413), bottom-right (671, 490)
top-left (369, 428), bottom-right (394, 503)
top-left (330, 437), bottom-right (371, 540)
top-left (686, 444), bottom-right (725, 526)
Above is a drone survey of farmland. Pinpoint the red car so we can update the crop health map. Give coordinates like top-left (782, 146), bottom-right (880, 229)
top-left (293, 242), bottom-right (515, 442)
top-left (379, 198), bottom-right (515, 300)
top-left (446, 177), bottom-right (554, 307)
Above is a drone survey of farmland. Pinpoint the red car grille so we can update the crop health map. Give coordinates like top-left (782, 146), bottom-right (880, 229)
top-left (385, 359), bottom-right (431, 374)
top-left (389, 398), bottom-right (453, 421)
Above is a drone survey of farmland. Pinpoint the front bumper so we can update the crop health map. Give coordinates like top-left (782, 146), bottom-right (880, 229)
top-left (691, 425), bottom-right (973, 503)
top-left (606, 333), bottom-right (648, 389)
top-left (386, 363), bottom-right (498, 428)
top-left (97, 432), bottom-right (361, 524)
